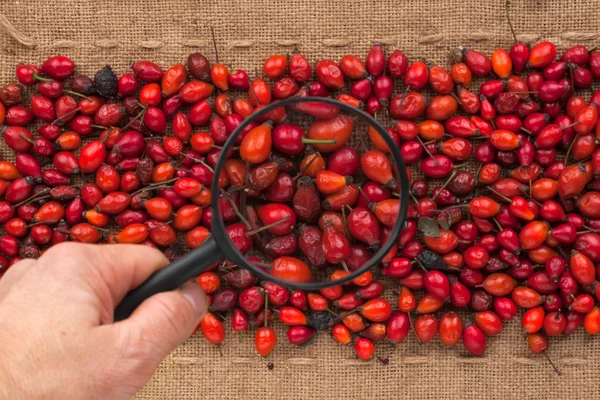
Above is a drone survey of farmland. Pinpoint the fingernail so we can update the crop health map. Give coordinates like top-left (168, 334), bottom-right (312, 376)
top-left (180, 283), bottom-right (208, 317)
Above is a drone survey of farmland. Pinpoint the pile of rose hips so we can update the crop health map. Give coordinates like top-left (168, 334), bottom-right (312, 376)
top-left (2, 36), bottom-right (600, 372)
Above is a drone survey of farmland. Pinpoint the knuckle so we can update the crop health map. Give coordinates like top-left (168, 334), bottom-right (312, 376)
top-left (2, 258), bottom-right (33, 279)
top-left (154, 294), bottom-right (196, 337)
top-left (119, 322), bottom-right (166, 369)
top-left (136, 245), bottom-right (169, 266)
top-left (116, 325), bottom-right (153, 360)
top-left (42, 241), bottom-right (84, 260)
top-left (117, 294), bottom-right (196, 360)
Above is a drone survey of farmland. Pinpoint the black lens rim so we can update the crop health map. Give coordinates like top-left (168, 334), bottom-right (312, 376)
top-left (210, 96), bottom-right (410, 291)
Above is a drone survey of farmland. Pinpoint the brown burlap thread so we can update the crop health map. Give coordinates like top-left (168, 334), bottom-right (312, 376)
top-left (1, 0), bottom-right (600, 398)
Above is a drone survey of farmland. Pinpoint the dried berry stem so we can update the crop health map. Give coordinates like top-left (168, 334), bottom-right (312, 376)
top-left (487, 187), bottom-right (511, 203)
top-left (341, 205), bottom-right (351, 239)
top-left (292, 152), bottom-right (321, 182)
top-left (415, 135), bottom-right (438, 164)
top-left (505, 0), bottom-right (518, 43)
top-left (246, 215), bottom-right (291, 236)
top-left (543, 352), bottom-right (562, 376)
top-left (210, 27), bottom-right (220, 64)
top-left (131, 178), bottom-right (178, 196)
top-left (63, 90), bottom-right (92, 101)
top-left (431, 170), bottom-right (457, 201)
top-left (564, 132), bottom-right (579, 164)
top-left (120, 108), bottom-right (146, 132)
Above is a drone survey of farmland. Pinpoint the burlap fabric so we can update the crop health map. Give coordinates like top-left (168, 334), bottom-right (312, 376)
top-left (1, 0), bottom-right (600, 398)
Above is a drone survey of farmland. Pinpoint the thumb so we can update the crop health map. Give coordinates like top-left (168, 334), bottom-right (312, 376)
top-left (121, 282), bottom-right (208, 358)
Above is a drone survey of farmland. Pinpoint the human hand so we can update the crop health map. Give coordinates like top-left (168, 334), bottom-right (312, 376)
top-left (0, 242), bottom-right (208, 400)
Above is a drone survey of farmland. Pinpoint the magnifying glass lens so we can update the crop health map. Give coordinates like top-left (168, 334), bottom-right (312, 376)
top-left (212, 96), bottom-right (407, 289)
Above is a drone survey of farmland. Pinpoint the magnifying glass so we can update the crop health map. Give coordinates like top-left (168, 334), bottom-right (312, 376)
top-left (114, 96), bottom-right (409, 321)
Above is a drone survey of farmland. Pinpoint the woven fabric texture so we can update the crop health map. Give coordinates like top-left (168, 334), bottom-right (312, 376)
top-left (1, 0), bottom-right (600, 398)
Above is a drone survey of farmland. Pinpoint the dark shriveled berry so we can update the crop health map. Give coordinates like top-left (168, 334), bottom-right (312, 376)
top-left (307, 312), bottom-right (335, 330)
top-left (94, 66), bottom-right (118, 98)
top-left (417, 250), bottom-right (449, 271)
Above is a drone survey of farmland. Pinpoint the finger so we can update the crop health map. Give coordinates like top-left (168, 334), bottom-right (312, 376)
top-left (0, 258), bottom-right (36, 300)
top-left (41, 242), bottom-right (169, 306)
top-left (119, 283), bottom-right (207, 358)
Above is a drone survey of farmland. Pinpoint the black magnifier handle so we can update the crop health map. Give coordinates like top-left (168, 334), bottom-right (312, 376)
top-left (113, 237), bottom-right (224, 321)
